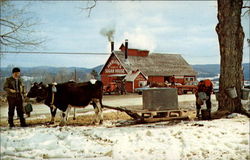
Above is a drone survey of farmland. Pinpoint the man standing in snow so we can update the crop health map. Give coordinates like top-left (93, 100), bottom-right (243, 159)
top-left (195, 79), bottom-right (213, 119)
top-left (3, 67), bottom-right (28, 128)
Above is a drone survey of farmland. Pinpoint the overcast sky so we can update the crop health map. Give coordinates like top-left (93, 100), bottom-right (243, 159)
top-left (1, 1), bottom-right (249, 68)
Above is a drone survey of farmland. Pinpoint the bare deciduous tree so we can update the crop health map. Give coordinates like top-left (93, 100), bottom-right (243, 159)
top-left (0, 0), bottom-right (45, 50)
top-left (90, 69), bottom-right (99, 79)
top-left (215, 0), bottom-right (250, 118)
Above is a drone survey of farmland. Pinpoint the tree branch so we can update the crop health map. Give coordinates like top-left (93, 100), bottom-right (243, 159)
top-left (0, 1), bottom-right (45, 49)
top-left (242, 5), bottom-right (250, 17)
top-left (1, 34), bottom-right (44, 49)
top-left (0, 18), bottom-right (18, 26)
top-left (241, 9), bottom-right (250, 17)
top-left (79, 0), bottom-right (97, 17)
top-left (1, 22), bottom-right (24, 37)
top-left (0, 22), bottom-right (15, 28)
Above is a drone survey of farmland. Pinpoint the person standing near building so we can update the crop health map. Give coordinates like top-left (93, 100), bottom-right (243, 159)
top-left (3, 67), bottom-right (28, 128)
top-left (195, 79), bottom-right (213, 119)
top-left (170, 75), bottom-right (175, 86)
top-left (121, 79), bottom-right (127, 95)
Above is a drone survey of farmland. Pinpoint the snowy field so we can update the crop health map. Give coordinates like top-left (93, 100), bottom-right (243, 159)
top-left (0, 94), bottom-right (249, 160)
top-left (0, 114), bottom-right (249, 160)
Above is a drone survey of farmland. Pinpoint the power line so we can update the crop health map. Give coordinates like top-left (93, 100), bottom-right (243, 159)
top-left (0, 51), bottom-right (219, 57)
top-left (0, 51), bottom-right (110, 55)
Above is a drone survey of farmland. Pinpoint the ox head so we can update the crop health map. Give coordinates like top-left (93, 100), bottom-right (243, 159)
top-left (27, 82), bottom-right (48, 102)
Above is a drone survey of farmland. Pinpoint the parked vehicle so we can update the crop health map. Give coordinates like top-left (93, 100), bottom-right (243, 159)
top-left (103, 82), bottom-right (120, 95)
top-left (136, 81), bottom-right (198, 95)
top-left (170, 81), bottom-right (198, 95)
top-left (173, 85), bottom-right (197, 95)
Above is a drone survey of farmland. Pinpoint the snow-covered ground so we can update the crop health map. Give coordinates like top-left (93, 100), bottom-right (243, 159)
top-left (0, 113), bottom-right (249, 160)
top-left (1, 94), bottom-right (249, 160)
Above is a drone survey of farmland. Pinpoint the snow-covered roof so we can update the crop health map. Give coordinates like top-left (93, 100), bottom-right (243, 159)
top-left (124, 70), bottom-right (147, 82)
top-left (114, 51), bottom-right (197, 76)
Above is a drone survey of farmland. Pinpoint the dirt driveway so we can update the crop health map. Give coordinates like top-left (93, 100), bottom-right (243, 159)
top-left (0, 94), bottom-right (218, 121)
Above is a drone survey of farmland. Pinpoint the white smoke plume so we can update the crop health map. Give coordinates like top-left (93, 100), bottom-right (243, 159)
top-left (100, 27), bottom-right (115, 42)
top-left (122, 27), bottom-right (156, 52)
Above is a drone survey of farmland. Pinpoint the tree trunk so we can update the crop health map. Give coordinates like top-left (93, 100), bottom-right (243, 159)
top-left (216, 0), bottom-right (249, 116)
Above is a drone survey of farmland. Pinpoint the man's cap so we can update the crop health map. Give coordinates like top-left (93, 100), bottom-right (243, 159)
top-left (12, 67), bottom-right (21, 73)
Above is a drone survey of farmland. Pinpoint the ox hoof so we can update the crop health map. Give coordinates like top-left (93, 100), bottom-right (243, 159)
top-left (99, 120), bottom-right (103, 125)
top-left (48, 121), bottom-right (55, 125)
top-left (92, 121), bottom-right (100, 125)
top-left (92, 120), bottom-right (103, 125)
top-left (59, 121), bottom-right (66, 126)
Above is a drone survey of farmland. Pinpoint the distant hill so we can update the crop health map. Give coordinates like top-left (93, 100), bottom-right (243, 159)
top-left (0, 65), bottom-right (104, 78)
top-left (1, 63), bottom-right (248, 80)
top-left (85, 65), bottom-right (104, 73)
top-left (192, 63), bottom-right (249, 80)
top-left (0, 65), bottom-right (105, 91)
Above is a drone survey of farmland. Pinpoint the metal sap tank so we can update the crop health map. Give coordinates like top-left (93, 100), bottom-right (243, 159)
top-left (143, 88), bottom-right (178, 111)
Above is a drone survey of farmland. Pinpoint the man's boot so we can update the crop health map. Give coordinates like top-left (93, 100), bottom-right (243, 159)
top-left (8, 118), bottom-right (15, 128)
top-left (196, 109), bottom-right (200, 118)
top-left (20, 117), bottom-right (28, 127)
top-left (26, 112), bottom-right (31, 117)
top-left (207, 109), bottom-right (212, 120)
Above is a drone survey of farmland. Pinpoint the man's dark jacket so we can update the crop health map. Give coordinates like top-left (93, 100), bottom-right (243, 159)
top-left (3, 76), bottom-right (23, 97)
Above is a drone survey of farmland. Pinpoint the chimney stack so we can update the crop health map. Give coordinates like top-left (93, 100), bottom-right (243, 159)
top-left (111, 41), bottom-right (114, 53)
top-left (125, 39), bottom-right (128, 59)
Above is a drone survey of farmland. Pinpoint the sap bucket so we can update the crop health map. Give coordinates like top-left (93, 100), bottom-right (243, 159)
top-left (226, 87), bottom-right (237, 99)
top-left (198, 92), bottom-right (208, 100)
top-left (241, 88), bottom-right (250, 100)
top-left (214, 91), bottom-right (219, 101)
